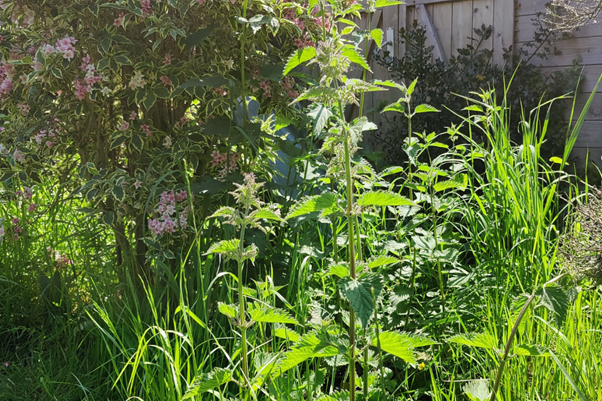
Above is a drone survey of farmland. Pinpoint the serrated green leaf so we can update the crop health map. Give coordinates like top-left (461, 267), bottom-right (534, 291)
top-left (358, 191), bottom-right (414, 207)
top-left (274, 327), bottom-right (301, 342)
top-left (210, 206), bottom-right (237, 218)
top-left (205, 239), bottom-right (239, 255)
top-left (382, 101), bottom-right (405, 114)
top-left (370, 28), bottom-right (384, 48)
top-left (373, 331), bottom-right (435, 364)
top-left (326, 262), bottom-right (350, 278)
top-left (218, 302), bottom-right (237, 319)
top-left (375, 0), bottom-right (403, 7)
top-left (308, 104), bottom-right (333, 136)
top-left (449, 332), bottom-right (497, 349)
top-left (367, 255), bottom-right (398, 269)
top-left (342, 46), bottom-right (371, 72)
top-left (463, 379), bottom-right (491, 401)
top-left (248, 303), bottom-right (298, 324)
top-left (407, 78), bottom-right (418, 96)
top-left (537, 285), bottom-right (569, 325)
top-left (253, 208), bottom-right (285, 222)
top-left (269, 332), bottom-right (335, 378)
top-left (284, 47), bottom-right (317, 76)
top-left (182, 368), bottom-right (232, 399)
top-left (513, 344), bottom-right (550, 357)
top-left (286, 193), bottom-right (338, 219)
top-left (339, 273), bottom-right (383, 328)
top-left (414, 104), bottom-right (440, 114)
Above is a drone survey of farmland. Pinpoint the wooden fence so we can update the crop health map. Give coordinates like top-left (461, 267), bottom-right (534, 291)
top-left (360, 0), bottom-right (602, 165)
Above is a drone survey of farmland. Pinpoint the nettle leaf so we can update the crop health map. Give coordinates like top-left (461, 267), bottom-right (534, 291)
top-left (537, 285), bottom-right (569, 324)
top-left (218, 302), bottom-right (237, 319)
top-left (211, 206), bottom-right (237, 218)
top-left (370, 28), bottom-right (384, 48)
top-left (375, 0), bottom-right (404, 7)
top-left (339, 272), bottom-right (383, 328)
top-left (342, 46), bottom-right (371, 71)
top-left (513, 344), bottom-right (550, 357)
top-left (284, 46), bottom-right (317, 76)
top-left (367, 255), bottom-right (398, 269)
top-left (382, 101), bottom-right (405, 114)
top-left (414, 104), bottom-right (440, 114)
top-left (270, 332), bottom-right (336, 378)
top-left (463, 379), bottom-right (491, 401)
top-left (253, 208), bottom-right (285, 222)
top-left (372, 331), bottom-right (435, 364)
top-left (326, 262), bottom-right (350, 278)
top-left (248, 303), bottom-right (298, 325)
top-left (205, 239), bottom-right (239, 255)
top-left (286, 192), bottom-right (338, 219)
top-left (449, 332), bottom-right (497, 350)
top-left (183, 368), bottom-right (232, 399)
top-left (274, 327), bottom-right (301, 342)
top-left (308, 104), bottom-right (333, 135)
top-left (433, 174), bottom-right (468, 192)
top-left (358, 191), bottom-right (414, 207)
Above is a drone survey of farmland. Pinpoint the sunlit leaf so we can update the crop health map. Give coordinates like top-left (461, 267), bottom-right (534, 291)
top-left (183, 368), bottom-right (232, 399)
top-left (339, 272), bottom-right (383, 328)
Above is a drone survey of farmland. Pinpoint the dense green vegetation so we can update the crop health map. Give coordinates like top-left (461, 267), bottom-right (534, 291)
top-left (1, 1), bottom-right (602, 400)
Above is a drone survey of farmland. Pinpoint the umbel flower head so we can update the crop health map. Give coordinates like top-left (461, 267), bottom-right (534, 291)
top-left (559, 187), bottom-right (602, 285)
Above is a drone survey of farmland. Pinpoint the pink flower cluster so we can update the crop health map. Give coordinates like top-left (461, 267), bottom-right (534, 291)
top-left (17, 103), bottom-right (30, 115)
top-left (141, 0), bottom-right (153, 16)
top-left (47, 247), bottom-right (72, 269)
top-left (114, 12), bottom-right (125, 27)
top-left (148, 190), bottom-right (189, 237)
top-left (211, 150), bottom-right (240, 181)
top-left (35, 126), bottom-right (59, 148)
top-left (16, 187), bottom-right (33, 201)
top-left (11, 217), bottom-right (22, 239)
top-left (73, 54), bottom-right (103, 100)
top-left (283, 76), bottom-right (299, 99)
top-left (293, 33), bottom-right (314, 49)
top-left (212, 86), bottom-right (227, 97)
top-left (141, 124), bottom-right (152, 137)
top-left (0, 61), bottom-right (15, 99)
top-left (259, 80), bottom-right (272, 98)
top-left (55, 36), bottom-right (77, 60)
top-left (284, 9), bottom-right (305, 31)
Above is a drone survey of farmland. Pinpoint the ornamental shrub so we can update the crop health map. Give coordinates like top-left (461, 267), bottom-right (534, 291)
top-left (0, 0), bottom-right (328, 281)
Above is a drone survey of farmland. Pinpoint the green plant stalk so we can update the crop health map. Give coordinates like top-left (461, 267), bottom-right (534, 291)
top-left (373, 288), bottom-right (386, 400)
top-left (342, 122), bottom-right (358, 401)
top-left (240, 0), bottom-right (250, 125)
top-left (238, 205), bottom-right (251, 386)
top-left (359, 1), bottom-right (374, 118)
top-left (489, 293), bottom-right (536, 401)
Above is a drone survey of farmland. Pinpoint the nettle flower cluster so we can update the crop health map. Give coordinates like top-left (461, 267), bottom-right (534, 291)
top-left (148, 190), bottom-right (189, 237)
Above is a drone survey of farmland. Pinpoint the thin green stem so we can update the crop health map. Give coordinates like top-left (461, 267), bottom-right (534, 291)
top-left (238, 205), bottom-right (251, 386)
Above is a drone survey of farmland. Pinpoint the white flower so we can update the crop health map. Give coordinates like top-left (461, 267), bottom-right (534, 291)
top-left (100, 86), bottom-right (112, 95)
top-left (117, 121), bottom-right (130, 131)
top-left (163, 136), bottom-right (172, 148)
top-left (0, 143), bottom-right (6, 153)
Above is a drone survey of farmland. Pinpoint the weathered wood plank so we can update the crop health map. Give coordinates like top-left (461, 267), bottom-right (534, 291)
top-left (515, 0), bottom-right (548, 17)
top-left (519, 36), bottom-right (602, 67)
top-left (570, 147), bottom-right (602, 167)
top-left (452, 0), bottom-right (474, 57)
top-left (472, 0), bottom-right (494, 52)
top-left (417, 4), bottom-right (449, 63)
top-left (571, 120), bottom-right (602, 147)
top-left (563, 92), bottom-right (602, 122)
top-left (516, 15), bottom-right (602, 43)
top-left (492, 0), bottom-right (514, 66)
top-left (432, 1), bottom-right (454, 61)
top-left (540, 64), bottom-right (602, 93)
top-left (407, 5), bottom-right (416, 29)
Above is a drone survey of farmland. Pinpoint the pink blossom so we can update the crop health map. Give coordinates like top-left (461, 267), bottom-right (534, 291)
top-left (141, 0), bottom-right (152, 16)
top-left (17, 103), bottom-right (30, 115)
top-left (141, 124), bottom-right (152, 137)
top-left (197, 0), bottom-right (206, 4)
top-left (24, 187), bottom-right (32, 200)
top-left (176, 190), bottom-right (187, 202)
top-left (41, 44), bottom-right (55, 58)
top-left (80, 54), bottom-right (91, 71)
top-left (33, 60), bottom-right (44, 71)
top-left (114, 12), bottom-right (125, 27)
top-left (45, 141), bottom-right (55, 148)
top-left (13, 150), bottom-right (25, 163)
top-left (160, 75), bottom-right (171, 87)
top-left (134, 180), bottom-right (142, 189)
top-left (27, 203), bottom-right (36, 212)
top-left (11, 218), bottom-right (19, 225)
top-left (118, 121), bottom-right (130, 131)
top-left (129, 111), bottom-right (138, 120)
top-left (163, 54), bottom-right (171, 65)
